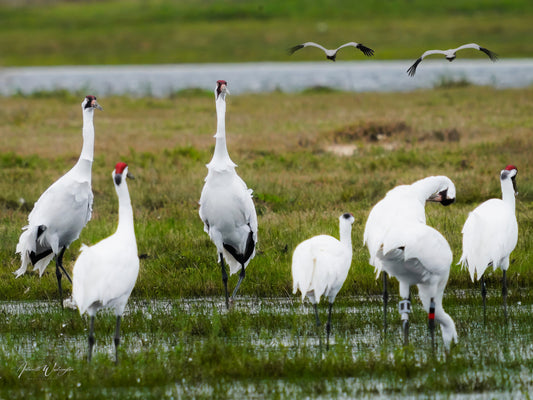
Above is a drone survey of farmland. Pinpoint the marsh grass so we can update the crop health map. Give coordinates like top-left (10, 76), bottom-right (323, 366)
top-left (0, 88), bottom-right (532, 398)
top-left (1, 87), bottom-right (533, 300)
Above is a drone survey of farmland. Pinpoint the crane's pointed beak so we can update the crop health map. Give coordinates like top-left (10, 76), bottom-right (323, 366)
top-left (428, 189), bottom-right (455, 206)
top-left (92, 100), bottom-right (103, 111)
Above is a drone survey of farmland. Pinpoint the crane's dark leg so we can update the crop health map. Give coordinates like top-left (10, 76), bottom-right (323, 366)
top-left (326, 302), bottom-right (333, 351)
top-left (313, 303), bottom-right (323, 350)
top-left (219, 254), bottom-right (229, 309)
top-left (428, 297), bottom-right (436, 352)
top-left (230, 264), bottom-right (246, 302)
top-left (55, 247), bottom-right (69, 309)
top-left (481, 275), bottom-right (487, 324)
top-left (57, 247), bottom-right (72, 283)
top-left (313, 303), bottom-right (321, 327)
top-left (114, 316), bottom-right (121, 365)
top-left (383, 272), bottom-right (389, 334)
top-left (502, 269), bottom-right (508, 322)
top-left (88, 316), bottom-right (95, 362)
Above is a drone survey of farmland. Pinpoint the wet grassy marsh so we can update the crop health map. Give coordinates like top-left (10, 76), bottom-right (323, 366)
top-left (0, 87), bottom-right (532, 397)
top-left (0, 295), bottom-right (532, 399)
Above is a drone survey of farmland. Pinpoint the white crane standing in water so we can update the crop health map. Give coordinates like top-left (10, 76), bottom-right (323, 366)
top-left (459, 165), bottom-right (518, 322)
top-left (292, 213), bottom-right (355, 350)
top-left (364, 176), bottom-right (457, 347)
top-left (373, 220), bottom-right (458, 349)
top-left (15, 95), bottom-right (102, 307)
top-left (199, 80), bottom-right (258, 309)
top-left (72, 162), bottom-right (139, 363)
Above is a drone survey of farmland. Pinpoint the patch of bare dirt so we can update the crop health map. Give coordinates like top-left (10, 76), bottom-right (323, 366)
top-left (331, 121), bottom-right (411, 143)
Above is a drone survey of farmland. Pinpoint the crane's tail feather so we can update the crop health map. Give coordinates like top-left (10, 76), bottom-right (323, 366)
top-left (15, 225), bottom-right (55, 278)
top-left (15, 225), bottom-right (38, 278)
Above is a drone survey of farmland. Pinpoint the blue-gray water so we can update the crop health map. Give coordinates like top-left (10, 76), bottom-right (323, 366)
top-left (1, 59), bottom-right (532, 96)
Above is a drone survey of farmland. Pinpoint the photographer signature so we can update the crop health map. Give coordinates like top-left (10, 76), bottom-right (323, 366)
top-left (18, 361), bottom-right (74, 379)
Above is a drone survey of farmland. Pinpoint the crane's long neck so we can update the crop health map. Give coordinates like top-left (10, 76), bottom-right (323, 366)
top-left (435, 306), bottom-right (457, 349)
top-left (339, 223), bottom-right (353, 248)
top-left (73, 109), bottom-right (95, 179)
top-left (412, 176), bottom-right (448, 205)
top-left (208, 95), bottom-right (236, 170)
top-left (115, 182), bottom-right (136, 247)
top-left (80, 109), bottom-right (95, 162)
top-left (501, 177), bottom-right (516, 209)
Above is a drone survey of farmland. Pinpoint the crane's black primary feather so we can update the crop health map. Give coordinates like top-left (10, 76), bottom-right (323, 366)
top-left (407, 57), bottom-right (423, 77)
top-left (30, 249), bottom-right (54, 266)
top-left (288, 44), bottom-right (305, 55)
top-left (357, 44), bottom-right (375, 57)
top-left (479, 47), bottom-right (498, 62)
top-left (243, 230), bottom-right (255, 262)
top-left (223, 231), bottom-right (255, 266)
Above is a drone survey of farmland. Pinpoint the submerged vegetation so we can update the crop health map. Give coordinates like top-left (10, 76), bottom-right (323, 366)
top-left (0, 87), bottom-right (532, 397)
top-left (0, 297), bottom-right (532, 399)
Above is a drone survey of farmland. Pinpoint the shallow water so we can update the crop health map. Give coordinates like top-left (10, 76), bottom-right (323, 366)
top-left (1, 295), bottom-right (531, 399)
top-left (1, 59), bottom-right (532, 97)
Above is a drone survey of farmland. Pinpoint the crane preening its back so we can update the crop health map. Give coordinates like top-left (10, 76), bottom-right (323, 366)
top-left (459, 165), bottom-right (518, 322)
top-left (292, 213), bottom-right (355, 350)
top-left (199, 80), bottom-right (258, 309)
top-left (364, 176), bottom-right (457, 349)
top-left (15, 95), bottom-right (102, 308)
top-left (72, 162), bottom-right (139, 363)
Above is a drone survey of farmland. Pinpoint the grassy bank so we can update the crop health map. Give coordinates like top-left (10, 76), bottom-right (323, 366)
top-left (1, 0), bottom-right (533, 65)
top-left (0, 86), bottom-right (532, 399)
top-left (0, 86), bottom-right (532, 301)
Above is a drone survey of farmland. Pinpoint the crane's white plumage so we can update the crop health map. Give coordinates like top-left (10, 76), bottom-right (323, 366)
top-left (199, 80), bottom-right (258, 307)
top-left (364, 175), bottom-right (456, 274)
top-left (459, 165), bottom-right (518, 281)
top-left (292, 213), bottom-right (354, 304)
top-left (289, 41), bottom-right (374, 61)
top-left (15, 95), bottom-right (102, 305)
top-left (292, 213), bottom-right (355, 348)
top-left (407, 43), bottom-right (498, 76)
top-left (364, 175), bottom-right (457, 348)
top-left (458, 166), bottom-right (517, 322)
top-left (72, 162), bottom-right (139, 362)
top-left (376, 221), bottom-right (457, 348)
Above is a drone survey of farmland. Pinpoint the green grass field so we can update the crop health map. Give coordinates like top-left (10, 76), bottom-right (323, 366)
top-left (1, 87), bottom-right (532, 301)
top-left (1, 0), bottom-right (533, 397)
top-left (1, 0), bottom-right (533, 65)
top-left (0, 87), bottom-right (532, 398)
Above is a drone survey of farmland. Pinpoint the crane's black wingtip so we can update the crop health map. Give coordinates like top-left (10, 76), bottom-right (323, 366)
top-left (480, 47), bottom-right (498, 62)
top-left (288, 44), bottom-right (304, 55)
top-left (406, 58), bottom-right (422, 77)
top-left (357, 44), bottom-right (375, 57)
